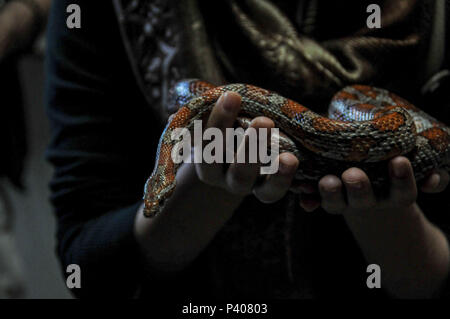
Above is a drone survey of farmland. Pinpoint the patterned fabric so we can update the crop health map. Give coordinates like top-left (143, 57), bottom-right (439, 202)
top-left (113, 0), bottom-right (186, 121)
top-left (114, 0), bottom-right (433, 113)
top-left (197, 0), bottom-right (430, 109)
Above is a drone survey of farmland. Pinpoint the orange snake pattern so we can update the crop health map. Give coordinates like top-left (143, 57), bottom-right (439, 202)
top-left (143, 79), bottom-right (450, 217)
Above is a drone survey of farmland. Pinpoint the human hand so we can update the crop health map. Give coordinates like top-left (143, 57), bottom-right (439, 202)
top-left (296, 156), bottom-right (449, 214)
top-left (135, 92), bottom-right (300, 271)
top-left (195, 91), bottom-right (299, 203)
top-left (312, 157), bottom-right (450, 298)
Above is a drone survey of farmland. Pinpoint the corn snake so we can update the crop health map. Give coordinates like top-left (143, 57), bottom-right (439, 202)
top-left (143, 79), bottom-right (450, 217)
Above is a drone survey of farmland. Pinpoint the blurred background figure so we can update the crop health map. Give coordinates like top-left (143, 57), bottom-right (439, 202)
top-left (0, 0), bottom-right (69, 298)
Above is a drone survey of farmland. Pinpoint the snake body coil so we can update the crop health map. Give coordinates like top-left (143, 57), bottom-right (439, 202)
top-left (143, 79), bottom-right (450, 217)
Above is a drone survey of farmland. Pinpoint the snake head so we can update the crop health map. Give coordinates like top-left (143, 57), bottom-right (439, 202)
top-left (143, 181), bottom-right (176, 218)
top-left (143, 199), bottom-right (160, 217)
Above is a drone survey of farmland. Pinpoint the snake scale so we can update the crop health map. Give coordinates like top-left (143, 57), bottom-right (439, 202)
top-left (143, 79), bottom-right (450, 217)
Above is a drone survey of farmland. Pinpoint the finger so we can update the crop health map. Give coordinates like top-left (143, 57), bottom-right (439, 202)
top-left (290, 182), bottom-right (317, 194)
top-left (205, 92), bottom-right (241, 130)
top-left (420, 169), bottom-right (450, 193)
top-left (388, 156), bottom-right (417, 206)
top-left (341, 168), bottom-right (376, 210)
top-left (299, 195), bottom-right (321, 212)
top-left (195, 92), bottom-right (241, 187)
top-left (225, 117), bottom-right (274, 194)
top-left (293, 182), bottom-right (320, 212)
top-left (318, 175), bottom-right (346, 214)
top-left (253, 152), bottom-right (298, 203)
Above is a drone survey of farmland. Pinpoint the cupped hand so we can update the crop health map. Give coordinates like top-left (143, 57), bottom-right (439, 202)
top-left (296, 156), bottom-right (449, 215)
top-left (195, 91), bottom-right (299, 203)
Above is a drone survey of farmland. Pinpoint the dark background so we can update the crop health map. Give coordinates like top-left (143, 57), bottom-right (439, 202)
top-left (10, 53), bottom-right (71, 298)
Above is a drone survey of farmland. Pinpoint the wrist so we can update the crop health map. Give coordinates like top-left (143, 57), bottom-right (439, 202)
top-left (343, 202), bottom-right (422, 237)
top-left (134, 163), bottom-right (244, 273)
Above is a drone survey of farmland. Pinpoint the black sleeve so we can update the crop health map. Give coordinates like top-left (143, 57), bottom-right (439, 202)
top-left (44, 0), bottom-right (164, 298)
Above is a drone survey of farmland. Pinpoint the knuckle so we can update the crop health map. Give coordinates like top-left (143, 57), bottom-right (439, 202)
top-left (318, 183), bottom-right (341, 197)
top-left (321, 201), bottom-right (344, 214)
top-left (394, 190), bottom-right (417, 206)
top-left (346, 187), bottom-right (376, 209)
top-left (254, 189), bottom-right (282, 204)
top-left (196, 165), bottom-right (221, 186)
top-left (197, 172), bottom-right (214, 185)
top-left (227, 170), bottom-right (254, 194)
top-left (440, 172), bottom-right (450, 189)
top-left (350, 198), bottom-right (373, 210)
top-left (278, 164), bottom-right (298, 178)
top-left (270, 178), bottom-right (294, 197)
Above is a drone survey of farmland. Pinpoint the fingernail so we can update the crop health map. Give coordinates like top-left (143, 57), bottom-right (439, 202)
top-left (299, 202), bottom-right (311, 212)
top-left (216, 93), bottom-right (225, 106)
top-left (325, 185), bottom-right (340, 193)
top-left (346, 180), bottom-right (363, 190)
top-left (434, 174), bottom-right (441, 187)
top-left (221, 92), bottom-right (236, 112)
top-left (430, 173), bottom-right (441, 189)
top-left (300, 199), bottom-right (319, 212)
top-left (393, 163), bottom-right (408, 179)
top-left (302, 206), bottom-right (315, 213)
top-left (299, 184), bottom-right (316, 194)
top-left (279, 161), bottom-right (291, 175)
